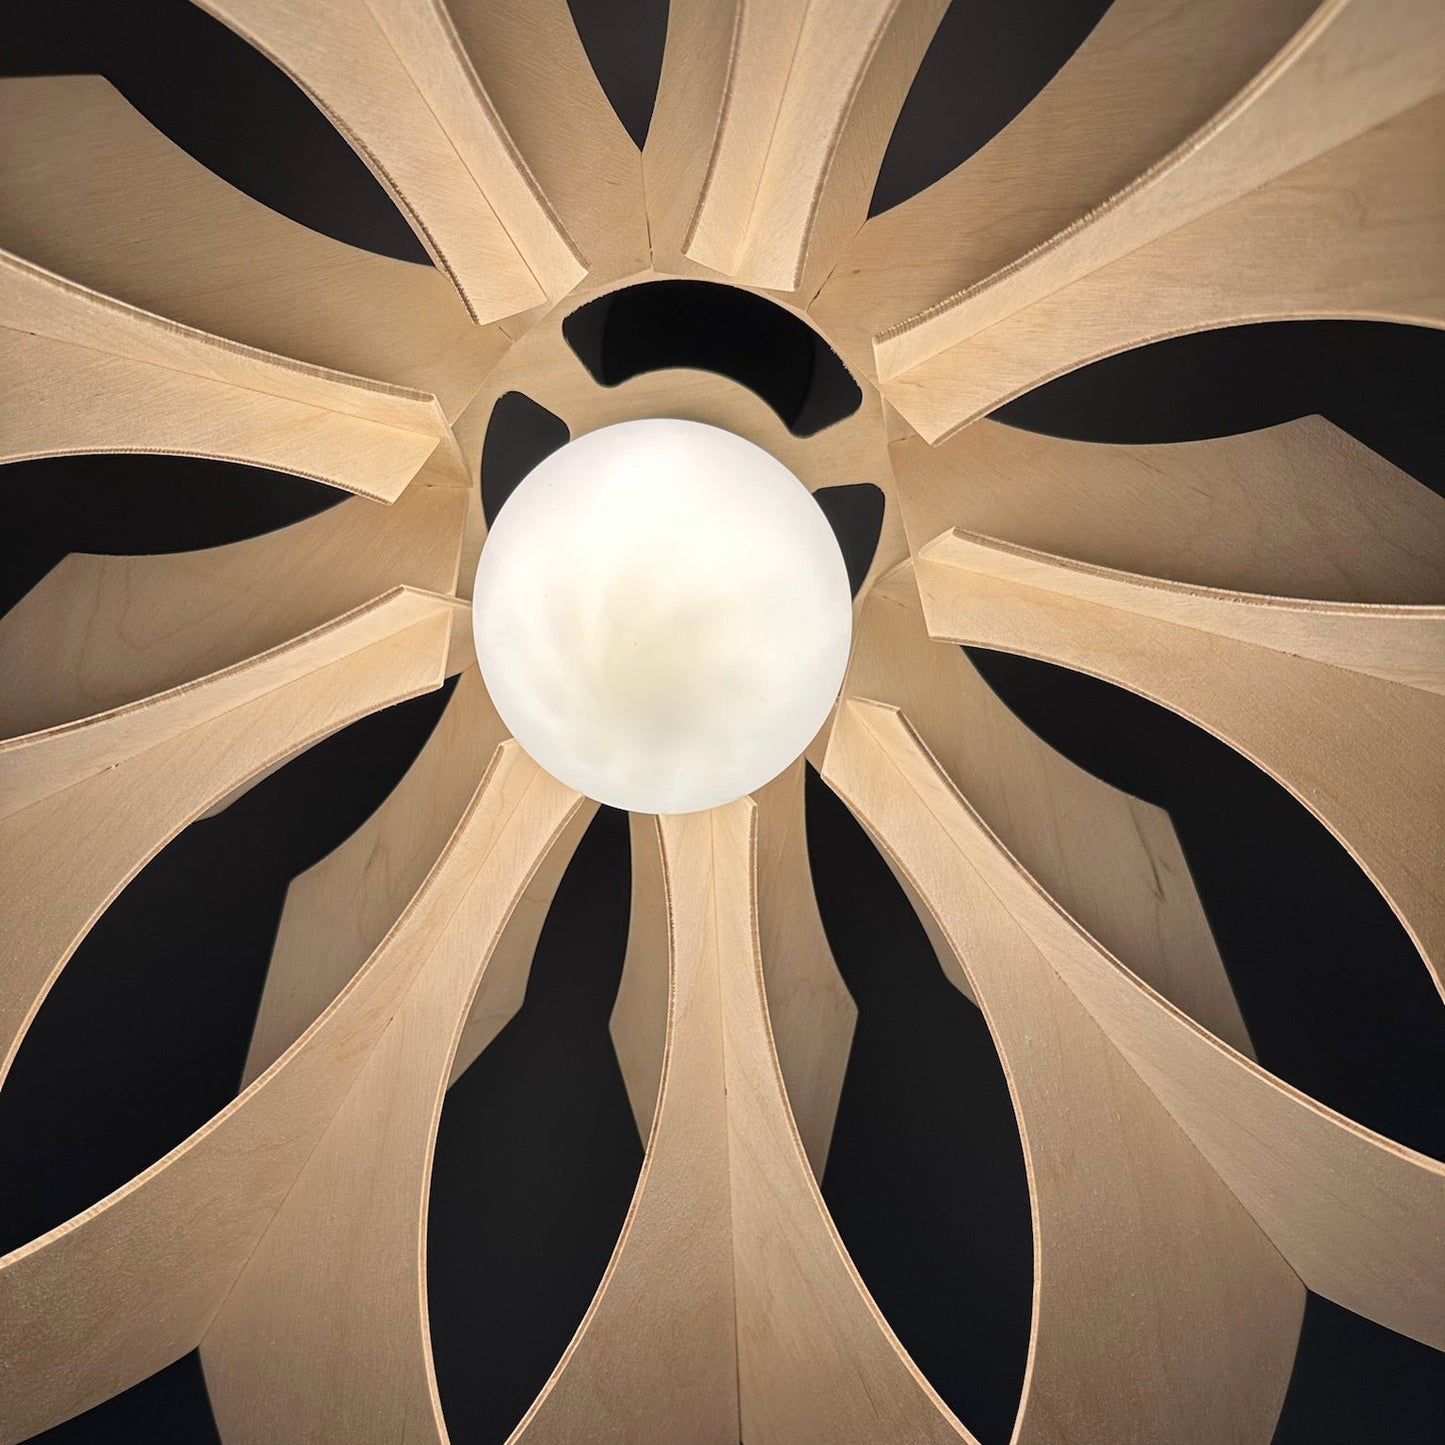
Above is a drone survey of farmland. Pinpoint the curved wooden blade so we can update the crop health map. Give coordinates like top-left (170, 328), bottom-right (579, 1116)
top-left (0, 612), bottom-right (456, 1443)
top-left (911, 551), bottom-right (1445, 1000)
top-left (445, 0), bottom-right (649, 285)
top-left (0, 249), bottom-right (459, 498)
top-left (0, 472), bottom-right (465, 739)
top-left (811, 0), bottom-right (1320, 372)
top-left (0, 591), bottom-right (456, 1101)
top-left (0, 76), bottom-right (506, 422)
top-left (834, 699), bottom-right (1445, 1350)
top-left (894, 415), bottom-right (1445, 606)
top-left (876, 0), bottom-right (1444, 386)
top-left (645, 0), bottom-right (947, 293)
top-left (850, 564), bottom-right (1253, 1056)
top-left (824, 701), bottom-right (1305, 1445)
top-left (885, 94), bottom-right (1445, 441)
top-left (200, 747), bottom-right (584, 1445)
top-left (754, 759), bottom-right (856, 1175)
top-left (194, 0), bottom-right (585, 322)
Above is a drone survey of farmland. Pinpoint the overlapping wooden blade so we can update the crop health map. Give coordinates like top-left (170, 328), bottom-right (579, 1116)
top-left (645, 0), bottom-right (947, 293)
top-left (200, 746), bottom-right (585, 1445)
top-left (0, 76), bottom-right (506, 422)
top-left (0, 604), bottom-right (456, 1443)
top-left (194, 0), bottom-right (586, 322)
top-left (824, 701), bottom-right (1306, 1445)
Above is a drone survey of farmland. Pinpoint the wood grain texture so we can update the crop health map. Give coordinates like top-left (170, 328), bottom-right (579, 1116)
top-left (811, 0), bottom-right (1319, 372)
top-left (194, 0), bottom-right (584, 323)
top-left (753, 760), bottom-right (856, 1175)
top-left (446, 0), bottom-right (649, 286)
top-left (824, 701), bottom-right (1305, 1445)
top-left (913, 552), bottom-right (1445, 1001)
top-left (850, 564), bottom-right (1253, 1056)
top-left (655, 0), bottom-right (947, 294)
top-left (875, 0), bottom-right (1445, 383)
top-left (926, 529), bottom-right (1445, 695)
top-left (0, 472), bottom-right (465, 738)
top-left (0, 587), bottom-right (459, 822)
top-left (202, 747), bottom-right (585, 1445)
top-left (885, 94), bottom-right (1445, 441)
top-left (839, 699), bottom-right (1445, 1350)
top-left (0, 75), bottom-right (506, 422)
top-left (0, 619), bottom-right (454, 1443)
top-left (244, 667), bottom-right (502, 1085)
top-left (893, 415), bottom-right (1445, 605)
top-left (510, 811), bottom-right (739, 1445)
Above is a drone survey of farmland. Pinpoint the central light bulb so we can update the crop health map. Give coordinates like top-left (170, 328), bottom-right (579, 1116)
top-left (471, 418), bottom-right (853, 814)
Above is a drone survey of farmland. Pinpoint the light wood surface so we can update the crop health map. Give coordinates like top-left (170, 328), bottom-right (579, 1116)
top-left (824, 701), bottom-right (1305, 1445)
top-left (811, 0), bottom-right (1320, 370)
top-left (194, 0), bottom-right (584, 324)
top-left (202, 747), bottom-right (584, 1445)
top-left (885, 94), bottom-right (1445, 440)
top-left (0, 76), bottom-right (506, 422)
top-left (0, 622), bottom-right (455, 1443)
top-left (875, 0), bottom-right (1444, 384)
top-left (850, 564), bottom-right (1254, 1056)
top-left (0, 472), bottom-right (464, 738)
top-left (835, 699), bottom-right (1445, 1350)
top-left (893, 415), bottom-right (1445, 605)
top-left (914, 550), bottom-right (1445, 1000)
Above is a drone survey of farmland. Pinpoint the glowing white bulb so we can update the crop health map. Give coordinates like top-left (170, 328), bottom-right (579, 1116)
top-left (471, 418), bottom-right (853, 814)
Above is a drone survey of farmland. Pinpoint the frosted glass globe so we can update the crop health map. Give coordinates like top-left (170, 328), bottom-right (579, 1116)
top-left (471, 418), bottom-right (853, 814)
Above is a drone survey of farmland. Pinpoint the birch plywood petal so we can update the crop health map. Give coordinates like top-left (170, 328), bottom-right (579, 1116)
top-left (0, 477), bottom-right (466, 738)
top-left (509, 812), bottom-right (739, 1445)
top-left (824, 702), bottom-right (1305, 1445)
top-left (753, 760), bottom-right (856, 1176)
top-left (875, 0), bottom-right (1445, 383)
top-left (0, 587), bottom-right (461, 821)
top-left (657, 0), bottom-right (948, 294)
top-left (844, 699), bottom-right (1445, 1348)
top-left (811, 0), bottom-right (1319, 371)
top-left (445, 0), bottom-right (649, 283)
top-left (0, 596), bottom-right (455, 1098)
top-left (0, 76), bottom-right (506, 422)
top-left (885, 96), bottom-right (1445, 442)
top-left (893, 416), bottom-right (1445, 606)
top-left (244, 667), bottom-right (504, 1085)
top-left (193, 0), bottom-right (583, 323)
top-left (849, 565), bottom-right (1253, 1056)
top-left (202, 749), bottom-right (584, 1445)
top-left (0, 621), bottom-right (456, 1443)
top-left (913, 555), bottom-right (1445, 1000)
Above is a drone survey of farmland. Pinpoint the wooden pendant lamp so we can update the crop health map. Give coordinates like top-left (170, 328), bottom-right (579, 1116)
top-left (1, 0), bottom-right (1443, 1441)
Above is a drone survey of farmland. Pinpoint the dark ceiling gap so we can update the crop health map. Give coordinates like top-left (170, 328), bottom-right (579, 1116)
top-left (562, 281), bottom-right (863, 438)
top-left (564, 0), bottom-right (667, 149)
top-left (0, 683), bottom-right (456, 1257)
top-left (808, 767), bottom-right (1032, 1445)
top-left (481, 393), bottom-right (571, 526)
top-left (813, 484), bottom-right (885, 597)
top-left (429, 805), bottom-right (640, 1445)
top-left (964, 648), bottom-right (1445, 1163)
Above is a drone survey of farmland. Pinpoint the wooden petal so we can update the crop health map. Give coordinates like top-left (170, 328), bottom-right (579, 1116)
top-left (0, 472), bottom-right (466, 738)
top-left (200, 747), bottom-right (585, 1445)
top-left (195, 0), bottom-right (586, 322)
top-left (911, 550), bottom-right (1445, 999)
top-left (646, 0), bottom-right (947, 293)
top-left (884, 95), bottom-right (1445, 441)
top-left (0, 76), bottom-right (506, 422)
top-left (876, 0), bottom-right (1445, 383)
top-left (824, 700), bottom-right (1305, 1444)
top-left (0, 608), bottom-right (455, 1442)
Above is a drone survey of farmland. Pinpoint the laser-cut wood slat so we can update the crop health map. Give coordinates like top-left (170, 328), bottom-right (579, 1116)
top-left (3, 0), bottom-right (1443, 1439)
top-left (0, 76), bottom-right (506, 422)
top-left (194, 0), bottom-right (585, 323)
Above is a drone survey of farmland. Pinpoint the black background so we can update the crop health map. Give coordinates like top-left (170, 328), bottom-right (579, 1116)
top-left (2, 2), bottom-right (1444, 1441)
